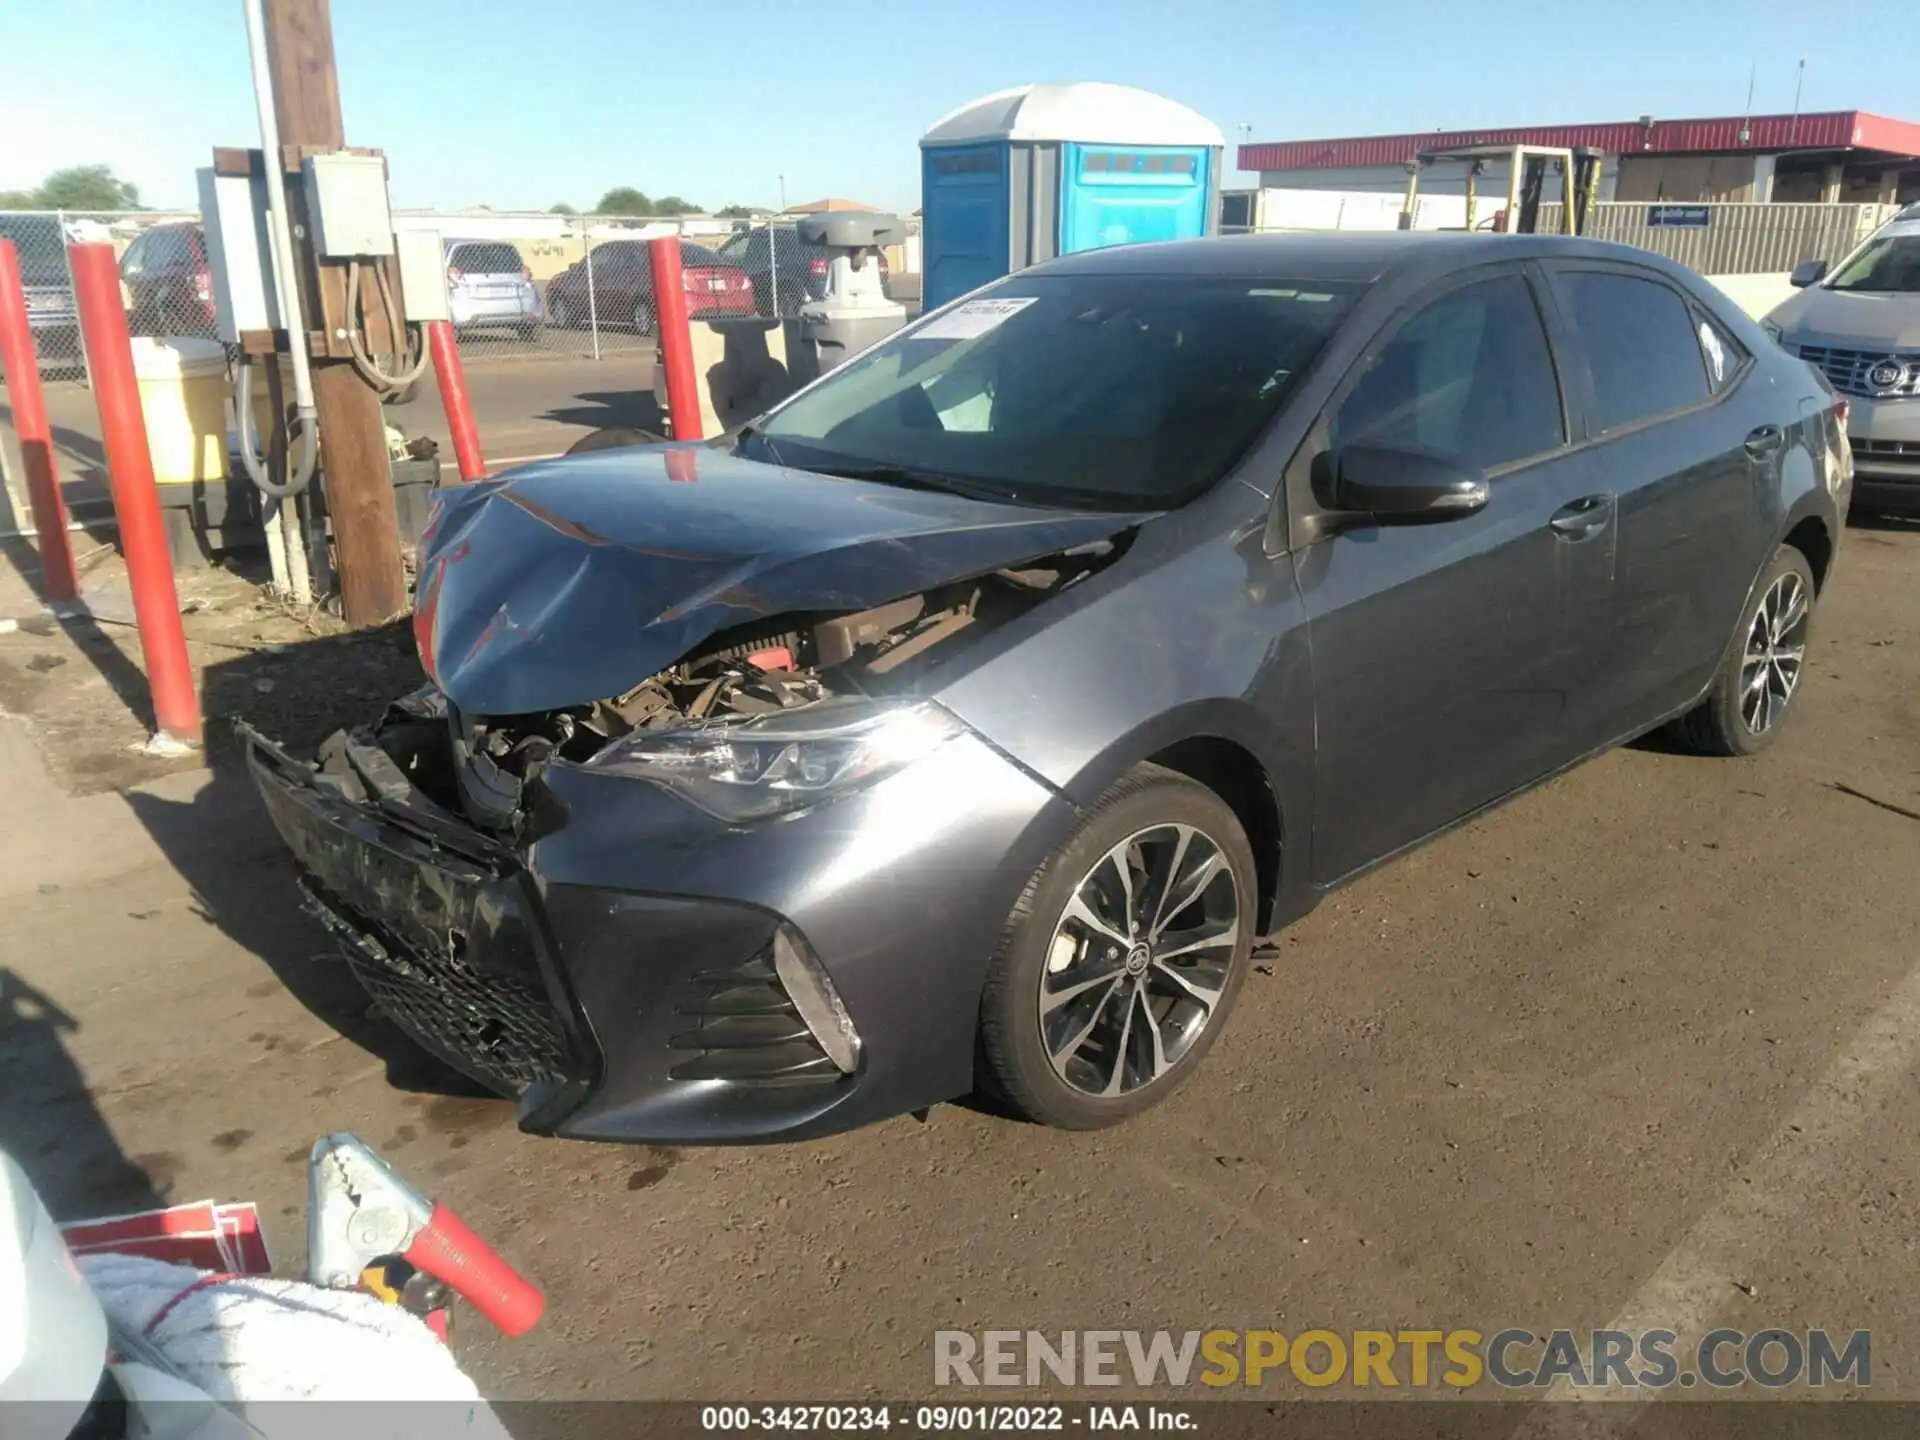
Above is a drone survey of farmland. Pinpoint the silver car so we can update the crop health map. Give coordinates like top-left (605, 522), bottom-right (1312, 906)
top-left (1767, 207), bottom-right (1920, 512)
top-left (444, 239), bottom-right (542, 338)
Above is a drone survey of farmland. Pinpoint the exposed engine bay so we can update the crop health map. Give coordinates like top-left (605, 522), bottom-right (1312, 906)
top-left (346, 539), bottom-right (1124, 834)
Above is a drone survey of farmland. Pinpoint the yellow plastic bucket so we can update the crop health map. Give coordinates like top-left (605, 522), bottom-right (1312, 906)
top-left (130, 337), bottom-right (228, 487)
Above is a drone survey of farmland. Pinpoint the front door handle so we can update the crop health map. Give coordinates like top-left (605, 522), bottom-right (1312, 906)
top-left (1549, 493), bottom-right (1615, 540)
top-left (1744, 424), bottom-right (1786, 459)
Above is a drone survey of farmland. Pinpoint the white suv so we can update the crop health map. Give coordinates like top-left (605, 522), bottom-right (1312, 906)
top-left (1766, 207), bottom-right (1920, 513)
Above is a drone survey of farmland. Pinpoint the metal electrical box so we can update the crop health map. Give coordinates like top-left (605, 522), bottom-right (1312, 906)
top-left (394, 229), bottom-right (450, 323)
top-left (302, 153), bottom-right (395, 257)
top-left (197, 166), bottom-right (282, 342)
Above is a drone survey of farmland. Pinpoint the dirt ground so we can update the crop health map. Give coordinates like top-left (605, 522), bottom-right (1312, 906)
top-left (1, 514), bottom-right (1918, 1410)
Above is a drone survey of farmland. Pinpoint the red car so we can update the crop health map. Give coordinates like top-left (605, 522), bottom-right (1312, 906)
top-left (120, 221), bottom-right (216, 338)
top-left (545, 239), bottom-right (754, 332)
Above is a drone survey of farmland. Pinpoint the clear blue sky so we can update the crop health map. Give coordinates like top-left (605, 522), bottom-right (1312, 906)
top-left (3, 0), bottom-right (1914, 214)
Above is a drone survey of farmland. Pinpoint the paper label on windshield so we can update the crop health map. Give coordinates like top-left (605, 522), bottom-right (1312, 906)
top-left (915, 296), bottom-right (1037, 340)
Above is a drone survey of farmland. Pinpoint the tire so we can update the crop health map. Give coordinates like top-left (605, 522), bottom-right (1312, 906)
top-left (633, 299), bottom-right (655, 336)
top-left (549, 295), bottom-right (573, 329)
top-left (978, 763), bottom-right (1257, 1129)
top-left (1669, 544), bottom-right (1817, 757)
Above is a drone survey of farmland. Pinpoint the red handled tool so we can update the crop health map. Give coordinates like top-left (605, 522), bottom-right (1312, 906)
top-left (307, 1132), bottom-right (544, 1337)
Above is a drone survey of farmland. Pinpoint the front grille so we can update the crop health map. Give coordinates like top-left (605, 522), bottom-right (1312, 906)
top-left (1852, 438), bottom-right (1920, 461)
top-left (667, 951), bottom-right (841, 1086)
top-left (1797, 346), bottom-right (1920, 400)
top-left (298, 876), bottom-right (572, 1096)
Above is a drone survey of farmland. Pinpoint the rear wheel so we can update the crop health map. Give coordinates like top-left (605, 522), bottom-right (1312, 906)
top-left (978, 764), bottom-right (1256, 1129)
top-left (633, 299), bottom-right (655, 335)
top-left (549, 294), bottom-right (574, 329)
top-left (1670, 545), bottom-right (1816, 756)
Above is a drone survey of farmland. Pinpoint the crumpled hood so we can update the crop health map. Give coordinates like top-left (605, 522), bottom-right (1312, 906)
top-left (1771, 288), bottom-right (1920, 349)
top-left (413, 445), bottom-right (1139, 715)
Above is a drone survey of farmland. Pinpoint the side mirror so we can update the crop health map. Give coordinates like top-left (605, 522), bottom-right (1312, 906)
top-left (1789, 259), bottom-right (1829, 288)
top-left (1318, 441), bottom-right (1489, 522)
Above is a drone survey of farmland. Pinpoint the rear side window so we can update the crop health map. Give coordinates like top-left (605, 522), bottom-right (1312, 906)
top-left (1694, 311), bottom-right (1747, 392)
top-left (451, 243), bottom-right (524, 274)
top-left (1330, 272), bottom-right (1564, 472)
top-left (1559, 271), bottom-right (1710, 431)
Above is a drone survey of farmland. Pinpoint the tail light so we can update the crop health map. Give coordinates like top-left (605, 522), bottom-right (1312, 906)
top-left (447, 266), bottom-right (464, 285)
top-left (194, 271), bottom-right (212, 302)
top-left (1833, 398), bottom-right (1850, 429)
top-left (521, 266), bottom-right (532, 283)
top-left (808, 257), bottom-right (828, 276)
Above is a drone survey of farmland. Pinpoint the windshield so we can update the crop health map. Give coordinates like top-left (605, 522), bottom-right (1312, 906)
top-left (749, 272), bottom-right (1360, 510)
top-left (1827, 234), bottom-right (1920, 293)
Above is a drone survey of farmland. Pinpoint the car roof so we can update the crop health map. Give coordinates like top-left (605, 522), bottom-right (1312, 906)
top-left (1031, 231), bottom-right (1689, 286)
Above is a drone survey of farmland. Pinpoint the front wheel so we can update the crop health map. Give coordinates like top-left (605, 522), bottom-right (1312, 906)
top-left (978, 764), bottom-right (1256, 1129)
top-left (1670, 544), bottom-right (1817, 756)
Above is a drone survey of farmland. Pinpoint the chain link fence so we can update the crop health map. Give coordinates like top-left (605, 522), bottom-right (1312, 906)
top-left (435, 213), bottom-right (910, 360)
top-left (0, 209), bottom-right (218, 377)
top-left (0, 208), bottom-right (921, 379)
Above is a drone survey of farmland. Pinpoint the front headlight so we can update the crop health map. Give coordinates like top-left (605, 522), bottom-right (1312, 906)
top-left (586, 699), bottom-right (965, 820)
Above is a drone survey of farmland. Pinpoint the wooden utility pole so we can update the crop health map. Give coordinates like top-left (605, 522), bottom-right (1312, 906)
top-left (261, 0), bottom-right (408, 626)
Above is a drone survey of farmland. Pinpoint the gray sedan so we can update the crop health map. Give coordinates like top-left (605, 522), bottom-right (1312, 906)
top-left (247, 232), bottom-right (1850, 1142)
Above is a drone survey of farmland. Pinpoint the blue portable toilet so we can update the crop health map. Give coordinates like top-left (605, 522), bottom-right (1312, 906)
top-left (919, 82), bottom-right (1226, 311)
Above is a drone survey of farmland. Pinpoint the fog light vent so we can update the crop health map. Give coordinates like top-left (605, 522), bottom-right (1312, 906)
top-left (666, 925), bottom-right (860, 1084)
top-left (770, 925), bottom-right (862, 1075)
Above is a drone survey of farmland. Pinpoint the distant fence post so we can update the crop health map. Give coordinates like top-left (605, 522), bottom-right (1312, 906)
top-left (583, 220), bottom-right (600, 361)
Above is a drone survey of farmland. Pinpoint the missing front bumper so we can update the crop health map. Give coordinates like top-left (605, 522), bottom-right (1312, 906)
top-left (243, 724), bottom-right (599, 1128)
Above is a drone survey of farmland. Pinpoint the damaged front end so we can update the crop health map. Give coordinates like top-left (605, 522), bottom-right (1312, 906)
top-left (245, 513), bottom-right (1127, 1134)
top-left (410, 540), bottom-right (1122, 836)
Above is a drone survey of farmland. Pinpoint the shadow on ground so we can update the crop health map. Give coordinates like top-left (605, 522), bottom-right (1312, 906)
top-left (0, 968), bottom-right (170, 1218)
top-left (539, 389), bottom-right (664, 436)
top-left (120, 623), bottom-right (495, 1105)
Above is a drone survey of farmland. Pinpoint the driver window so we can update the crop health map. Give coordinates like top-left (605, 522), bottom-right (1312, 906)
top-left (1330, 273), bottom-right (1564, 473)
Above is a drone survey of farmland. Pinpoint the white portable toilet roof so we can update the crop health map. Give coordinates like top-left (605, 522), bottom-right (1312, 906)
top-left (922, 83), bottom-right (1225, 149)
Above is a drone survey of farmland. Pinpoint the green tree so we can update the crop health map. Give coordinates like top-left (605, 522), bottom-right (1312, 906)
top-left (714, 204), bottom-right (758, 219)
top-left (35, 165), bottom-right (140, 211)
top-left (549, 202), bottom-right (578, 215)
top-left (649, 195), bottom-right (700, 216)
top-left (0, 189), bottom-right (38, 209)
top-left (593, 186), bottom-right (652, 216)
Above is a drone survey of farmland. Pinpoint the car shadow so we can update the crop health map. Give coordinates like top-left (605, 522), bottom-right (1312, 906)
top-left (539, 389), bottom-right (664, 436)
top-left (0, 967), bottom-right (171, 1219)
top-left (118, 628), bottom-right (496, 1105)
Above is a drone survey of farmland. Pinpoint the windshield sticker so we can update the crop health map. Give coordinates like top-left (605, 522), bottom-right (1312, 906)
top-left (916, 296), bottom-right (1039, 340)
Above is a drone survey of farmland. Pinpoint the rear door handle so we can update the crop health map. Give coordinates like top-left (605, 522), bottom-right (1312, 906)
top-left (1744, 424), bottom-right (1786, 459)
top-left (1549, 493), bottom-right (1615, 540)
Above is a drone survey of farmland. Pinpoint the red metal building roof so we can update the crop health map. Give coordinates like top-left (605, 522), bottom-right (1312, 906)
top-left (1239, 110), bottom-right (1920, 173)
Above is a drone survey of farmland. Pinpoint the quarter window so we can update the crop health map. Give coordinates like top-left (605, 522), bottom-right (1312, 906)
top-left (1694, 312), bottom-right (1747, 392)
top-left (1330, 273), bottom-right (1564, 472)
top-left (1559, 271), bottom-right (1711, 430)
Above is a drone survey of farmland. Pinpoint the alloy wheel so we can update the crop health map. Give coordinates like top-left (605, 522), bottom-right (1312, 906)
top-left (1039, 823), bottom-right (1241, 1098)
top-left (1741, 570), bottom-right (1809, 734)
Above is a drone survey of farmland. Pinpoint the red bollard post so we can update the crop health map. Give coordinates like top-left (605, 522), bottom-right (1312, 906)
top-left (0, 240), bottom-right (81, 604)
top-left (426, 320), bottom-right (485, 482)
top-left (67, 242), bottom-right (202, 746)
top-left (648, 235), bottom-right (703, 442)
